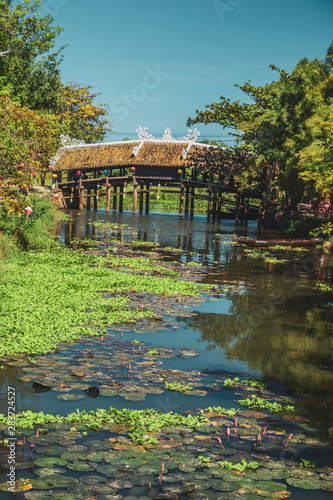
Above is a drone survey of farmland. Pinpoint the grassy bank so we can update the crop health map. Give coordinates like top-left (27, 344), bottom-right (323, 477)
top-left (0, 195), bottom-right (57, 259)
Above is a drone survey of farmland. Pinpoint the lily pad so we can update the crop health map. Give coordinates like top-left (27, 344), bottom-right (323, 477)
top-left (38, 476), bottom-right (78, 488)
top-left (34, 457), bottom-right (68, 467)
top-left (286, 477), bottom-right (323, 489)
top-left (56, 393), bottom-right (86, 401)
top-left (43, 445), bottom-right (67, 456)
top-left (0, 479), bottom-right (33, 492)
top-left (96, 464), bottom-right (120, 475)
top-left (24, 492), bottom-right (54, 499)
top-left (67, 461), bottom-right (99, 471)
top-left (35, 467), bottom-right (67, 476)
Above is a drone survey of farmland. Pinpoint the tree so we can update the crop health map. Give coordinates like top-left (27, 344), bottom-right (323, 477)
top-left (188, 42), bottom-right (333, 208)
top-left (0, 0), bottom-right (64, 111)
top-left (0, 50), bottom-right (64, 112)
top-left (0, 97), bottom-right (67, 213)
top-left (57, 83), bottom-right (113, 143)
top-left (0, 0), bottom-right (63, 59)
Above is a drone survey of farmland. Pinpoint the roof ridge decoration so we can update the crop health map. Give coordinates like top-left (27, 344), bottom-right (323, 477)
top-left (136, 126), bottom-right (200, 143)
top-left (132, 141), bottom-right (144, 157)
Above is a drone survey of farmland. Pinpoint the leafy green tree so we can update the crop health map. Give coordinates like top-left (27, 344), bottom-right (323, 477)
top-left (0, 0), bottom-right (62, 59)
top-left (0, 51), bottom-right (64, 111)
top-left (0, 0), bottom-right (64, 111)
top-left (188, 42), bottom-right (333, 208)
top-left (57, 83), bottom-right (113, 143)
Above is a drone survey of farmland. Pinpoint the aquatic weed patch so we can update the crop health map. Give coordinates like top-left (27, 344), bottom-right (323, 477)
top-left (236, 396), bottom-right (295, 414)
top-left (0, 247), bottom-right (210, 357)
top-left (241, 245), bottom-right (312, 265)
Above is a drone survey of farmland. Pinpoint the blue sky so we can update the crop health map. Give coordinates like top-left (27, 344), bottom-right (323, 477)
top-left (45, 0), bottom-right (333, 143)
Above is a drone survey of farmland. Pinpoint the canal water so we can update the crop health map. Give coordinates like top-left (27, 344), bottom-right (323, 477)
top-left (57, 209), bottom-right (333, 442)
top-left (1, 209), bottom-right (333, 499)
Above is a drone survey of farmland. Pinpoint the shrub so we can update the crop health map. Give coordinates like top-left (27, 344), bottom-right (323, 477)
top-left (0, 195), bottom-right (56, 252)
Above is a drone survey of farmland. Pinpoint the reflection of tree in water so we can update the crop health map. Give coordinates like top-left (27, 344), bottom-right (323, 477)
top-left (181, 249), bottom-right (333, 439)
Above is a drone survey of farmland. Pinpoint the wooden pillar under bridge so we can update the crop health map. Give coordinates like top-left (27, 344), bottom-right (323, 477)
top-left (207, 188), bottom-right (212, 222)
top-left (105, 178), bottom-right (111, 212)
top-left (145, 184), bottom-right (150, 214)
top-left (133, 180), bottom-right (138, 214)
top-left (185, 186), bottom-right (190, 218)
top-left (207, 172), bottom-right (212, 223)
top-left (79, 178), bottom-right (84, 210)
top-left (139, 184), bottom-right (144, 214)
top-left (119, 185), bottom-right (124, 213)
top-left (87, 189), bottom-right (91, 210)
top-left (235, 192), bottom-right (241, 224)
top-left (78, 212), bottom-right (83, 240)
top-left (179, 182), bottom-right (185, 218)
top-left (94, 187), bottom-right (98, 211)
top-left (68, 221), bottom-right (73, 242)
top-left (93, 171), bottom-right (97, 211)
top-left (244, 197), bottom-right (249, 223)
top-left (113, 185), bottom-right (118, 212)
top-left (190, 187), bottom-right (195, 218)
top-left (212, 190), bottom-right (217, 223)
top-left (239, 194), bottom-right (245, 224)
top-left (217, 191), bottom-right (222, 221)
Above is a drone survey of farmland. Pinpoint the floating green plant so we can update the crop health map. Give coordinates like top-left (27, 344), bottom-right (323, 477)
top-left (218, 460), bottom-right (259, 472)
top-left (315, 282), bottom-right (333, 292)
top-left (147, 349), bottom-right (159, 356)
top-left (236, 396), bottom-right (294, 413)
top-left (0, 407), bottom-right (208, 439)
top-left (224, 377), bottom-right (240, 386)
top-left (300, 459), bottom-right (316, 468)
top-left (165, 382), bottom-right (196, 392)
top-left (0, 246), bottom-right (214, 357)
top-left (203, 407), bottom-right (240, 416)
top-left (243, 378), bottom-right (267, 390)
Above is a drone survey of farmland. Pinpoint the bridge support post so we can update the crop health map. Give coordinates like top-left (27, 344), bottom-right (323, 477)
top-left (139, 184), bottom-right (144, 214)
top-left (119, 185), bottom-right (124, 213)
top-left (87, 189), bottom-right (91, 210)
top-left (217, 191), bottom-right (222, 221)
top-left (94, 188), bottom-right (98, 211)
top-left (113, 185), bottom-right (117, 212)
top-left (106, 178), bottom-right (110, 212)
top-left (212, 189), bottom-right (217, 223)
top-left (207, 189), bottom-right (212, 222)
top-left (240, 194), bottom-right (245, 223)
top-left (179, 184), bottom-right (184, 218)
top-left (245, 197), bottom-right (249, 223)
top-left (207, 173), bottom-right (212, 222)
top-left (133, 181), bottom-right (138, 214)
top-left (235, 192), bottom-right (241, 224)
top-left (185, 186), bottom-right (189, 218)
top-left (190, 187), bottom-right (195, 218)
top-left (145, 185), bottom-right (150, 214)
top-left (79, 179), bottom-right (84, 210)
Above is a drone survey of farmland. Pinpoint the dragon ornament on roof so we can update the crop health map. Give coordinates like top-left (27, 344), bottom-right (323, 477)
top-left (136, 126), bottom-right (200, 143)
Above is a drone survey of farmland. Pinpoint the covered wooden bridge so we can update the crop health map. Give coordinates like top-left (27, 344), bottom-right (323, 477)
top-left (52, 127), bottom-right (262, 223)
